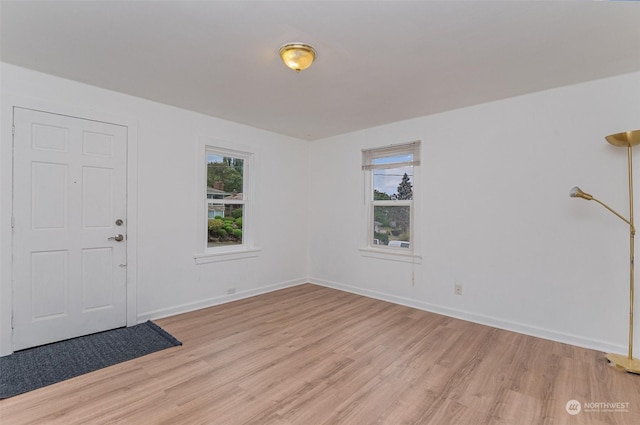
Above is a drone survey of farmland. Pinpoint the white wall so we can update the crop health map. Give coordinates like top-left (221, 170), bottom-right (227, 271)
top-left (308, 71), bottom-right (640, 354)
top-left (3, 62), bottom-right (640, 357)
top-left (0, 63), bottom-right (310, 355)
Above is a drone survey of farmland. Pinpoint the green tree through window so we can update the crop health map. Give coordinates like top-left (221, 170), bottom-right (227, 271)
top-left (363, 141), bottom-right (420, 250)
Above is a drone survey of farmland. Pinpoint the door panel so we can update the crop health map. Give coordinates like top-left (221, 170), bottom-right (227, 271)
top-left (32, 162), bottom-right (68, 229)
top-left (82, 166), bottom-right (113, 228)
top-left (32, 122), bottom-right (68, 152)
top-left (31, 250), bottom-right (68, 319)
top-left (81, 247), bottom-right (114, 311)
top-left (12, 108), bottom-right (128, 350)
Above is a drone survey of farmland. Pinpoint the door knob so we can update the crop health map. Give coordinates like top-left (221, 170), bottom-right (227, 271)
top-left (108, 234), bottom-right (124, 242)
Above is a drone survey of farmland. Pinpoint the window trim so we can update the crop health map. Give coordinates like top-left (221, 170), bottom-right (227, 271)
top-left (195, 139), bottom-right (259, 263)
top-left (361, 141), bottom-right (421, 262)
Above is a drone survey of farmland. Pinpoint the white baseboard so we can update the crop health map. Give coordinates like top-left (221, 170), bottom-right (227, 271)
top-left (137, 275), bottom-right (627, 356)
top-left (137, 278), bottom-right (307, 323)
top-left (309, 277), bottom-right (627, 356)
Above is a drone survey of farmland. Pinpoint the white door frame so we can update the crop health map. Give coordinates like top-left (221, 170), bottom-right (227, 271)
top-left (0, 96), bottom-right (138, 356)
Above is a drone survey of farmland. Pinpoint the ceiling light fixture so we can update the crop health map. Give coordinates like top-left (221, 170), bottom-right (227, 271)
top-left (279, 43), bottom-right (317, 72)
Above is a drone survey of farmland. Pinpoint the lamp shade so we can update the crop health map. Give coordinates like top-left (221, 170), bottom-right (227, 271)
top-left (570, 186), bottom-right (593, 200)
top-left (605, 130), bottom-right (640, 147)
top-left (279, 43), bottom-right (317, 72)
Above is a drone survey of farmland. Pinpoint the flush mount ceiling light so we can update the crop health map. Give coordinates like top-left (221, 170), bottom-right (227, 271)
top-left (279, 43), bottom-right (317, 72)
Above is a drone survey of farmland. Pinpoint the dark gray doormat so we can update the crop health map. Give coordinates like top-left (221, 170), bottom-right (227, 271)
top-left (0, 321), bottom-right (181, 399)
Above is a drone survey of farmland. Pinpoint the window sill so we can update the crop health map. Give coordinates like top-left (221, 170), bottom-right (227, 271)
top-left (194, 247), bottom-right (261, 264)
top-left (359, 247), bottom-right (422, 264)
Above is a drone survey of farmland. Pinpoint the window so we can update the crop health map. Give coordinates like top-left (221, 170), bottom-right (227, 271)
top-left (362, 141), bottom-right (420, 252)
top-left (196, 143), bottom-right (257, 263)
top-left (206, 151), bottom-right (245, 248)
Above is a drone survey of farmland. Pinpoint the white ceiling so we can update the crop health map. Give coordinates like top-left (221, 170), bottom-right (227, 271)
top-left (2, 1), bottom-right (639, 141)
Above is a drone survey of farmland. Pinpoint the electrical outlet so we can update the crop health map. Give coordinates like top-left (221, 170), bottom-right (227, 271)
top-left (454, 283), bottom-right (462, 296)
top-left (227, 288), bottom-right (237, 295)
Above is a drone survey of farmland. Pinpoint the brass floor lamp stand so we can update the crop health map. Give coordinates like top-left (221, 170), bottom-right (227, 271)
top-left (571, 130), bottom-right (640, 374)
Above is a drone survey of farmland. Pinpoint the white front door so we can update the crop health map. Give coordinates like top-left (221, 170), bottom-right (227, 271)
top-left (12, 108), bottom-right (128, 351)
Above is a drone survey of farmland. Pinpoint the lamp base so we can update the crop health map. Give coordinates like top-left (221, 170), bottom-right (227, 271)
top-left (605, 353), bottom-right (640, 374)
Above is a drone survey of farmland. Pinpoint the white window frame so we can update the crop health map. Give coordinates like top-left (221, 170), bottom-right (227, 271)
top-left (360, 141), bottom-right (422, 263)
top-left (195, 140), bottom-right (259, 264)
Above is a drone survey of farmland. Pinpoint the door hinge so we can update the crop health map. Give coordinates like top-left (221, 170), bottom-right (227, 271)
top-left (11, 216), bottom-right (15, 228)
top-left (11, 311), bottom-right (14, 330)
top-left (12, 124), bottom-right (15, 136)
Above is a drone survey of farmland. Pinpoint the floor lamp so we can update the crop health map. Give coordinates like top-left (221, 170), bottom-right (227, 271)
top-left (570, 129), bottom-right (640, 374)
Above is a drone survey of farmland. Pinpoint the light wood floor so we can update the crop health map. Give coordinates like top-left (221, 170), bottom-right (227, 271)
top-left (1, 284), bottom-right (639, 425)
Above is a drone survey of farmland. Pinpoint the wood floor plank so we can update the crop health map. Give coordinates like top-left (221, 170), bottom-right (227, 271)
top-left (1, 283), bottom-right (639, 424)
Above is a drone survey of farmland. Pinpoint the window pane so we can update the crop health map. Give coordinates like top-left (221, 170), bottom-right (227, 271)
top-left (207, 154), bottom-right (244, 200)
top-left (373, 205), bottom-right (410, 248)
top-left (372, 153), bottom-right (413, 165)
top-left (373, 164), bottom-right (413, 200)
top-left (207, 203), bottom-right (244, 247)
